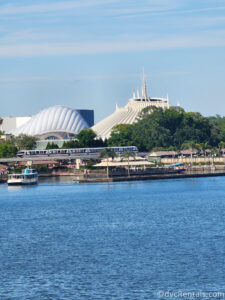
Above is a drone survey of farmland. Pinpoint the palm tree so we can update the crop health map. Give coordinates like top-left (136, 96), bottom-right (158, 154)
top-left (99, 148), bottom-right (117, 178)
top-left (210, 147), bottom-right (218, 167)
top-left (200, 142), bottom-right (210, 166)
top-left (123, 150), bottom-right (136, 177)
top-left (182, 141), bottom-right (196, 166)
top-left (218, 141), bottom-right (225, 156)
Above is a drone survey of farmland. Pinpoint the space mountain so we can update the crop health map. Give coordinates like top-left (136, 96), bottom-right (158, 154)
top-left (92, 74), bottom-right (171, 139)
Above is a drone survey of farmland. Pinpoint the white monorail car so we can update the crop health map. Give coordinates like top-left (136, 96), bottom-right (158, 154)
top-left (17, 146), bottom-right (138, 157)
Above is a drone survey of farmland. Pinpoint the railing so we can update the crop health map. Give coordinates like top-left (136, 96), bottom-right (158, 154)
top-left (161, 157), bottom-right (225, 164)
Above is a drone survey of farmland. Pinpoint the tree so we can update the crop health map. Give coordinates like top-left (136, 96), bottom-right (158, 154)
top-left (46, 142), bottom-right (59, 150)
top-left (209, 147), bottom-right (218, 166)
top-left (122, 150), bottom-right (136, 177)
top-left (13, 134), bottom-right (37, 150)
top-left (218, 141), bottom-right (225, 157)
top-left (62, 139), bottom-right (80, 149)
top-left (181, 141), bottom-right (197, 166)
top-left (107, 107), bottom-right (214, 151)
top-left (208, 115), bottom-right (225, 146)
top-left (218, 141), bottom-right (225, 149)
top-left (108, 124), bottom-right (133, 147)
top-left (132, 108), bottom-right (172, 150)
top-left (98, 148), bottom-right (117, 178)
top-left (76, 128), bottom-right (97, 147)
top-left (62, 129), bottom-right (105, 149)
top-left (0, 142), bottom-right (17, 158)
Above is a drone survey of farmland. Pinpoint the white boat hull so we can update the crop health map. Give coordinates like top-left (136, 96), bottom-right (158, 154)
top-left (8, 178), bottom-right (38, 185)
top-left (7, 168), bottom-right (38, 186)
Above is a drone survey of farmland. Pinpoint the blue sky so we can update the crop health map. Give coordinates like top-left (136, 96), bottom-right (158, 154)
top-left (0, 0), bottom-right (225, 122)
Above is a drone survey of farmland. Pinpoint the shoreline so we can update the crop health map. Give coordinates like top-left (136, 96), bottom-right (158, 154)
top-left (38, 170), bottom-right (225, 182)
top-left (78, 171), bottom-right (225, 183)
top-left (2, 170), bottom-right (225, 184)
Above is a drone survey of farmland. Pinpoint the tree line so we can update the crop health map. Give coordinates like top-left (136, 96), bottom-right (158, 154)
top-left (1, 107), bottom-right (225, 158)
top-left (0, 134), bottom-right (37, 158)
top-left (107, 107), bottom-right (225, 151)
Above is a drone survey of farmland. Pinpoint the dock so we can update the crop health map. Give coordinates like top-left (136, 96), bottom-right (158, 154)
top-left (78, 170), bottom-right (225, 183)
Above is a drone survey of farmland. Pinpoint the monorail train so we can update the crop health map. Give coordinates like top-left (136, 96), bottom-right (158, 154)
top-left (17, 146), bottom-right (138, 157)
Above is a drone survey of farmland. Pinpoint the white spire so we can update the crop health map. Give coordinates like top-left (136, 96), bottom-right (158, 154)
top-left (133, 91), bottom-right (136, 99)
top-left (141, 69), bottom-right (148, 100)
top-left (137, 88), bottom-right (140, 98)
top-left (166, 93), bottom-right (170, 108)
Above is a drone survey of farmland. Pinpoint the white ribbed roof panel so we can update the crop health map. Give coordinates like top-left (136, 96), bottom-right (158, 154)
top-left (92, 98), bottom-right (170, 139)
top-left (10, 105), bottom-right (89, 136)
top-left (92, 73), bottom-right (171, 139)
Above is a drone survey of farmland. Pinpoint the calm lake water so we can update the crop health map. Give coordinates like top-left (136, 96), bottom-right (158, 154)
top-left (0, 177), bottom-right (225, 300)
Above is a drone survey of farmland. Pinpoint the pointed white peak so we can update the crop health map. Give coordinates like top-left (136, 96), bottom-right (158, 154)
top-left (133, 91), bottom-right (136, 99)
top-left (141, 70), bottom-right (148, 99)
top-left (137, 89), bottom-right (140, 98)
top-left (166, 93), bottom-right (170, 103)
top-left (115, 103), bottom-right (120, 111)
top-left (166, 94), bottom-right (170, 107)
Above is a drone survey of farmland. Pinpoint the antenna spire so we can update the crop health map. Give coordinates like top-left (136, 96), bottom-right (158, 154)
top-left (141, 69), bottom-right (148, 100)
top-left (137, 88), bottom-right (140, 98)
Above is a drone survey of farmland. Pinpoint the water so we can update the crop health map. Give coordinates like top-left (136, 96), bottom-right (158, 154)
top-left (0, 177), bottom-right (225, 300)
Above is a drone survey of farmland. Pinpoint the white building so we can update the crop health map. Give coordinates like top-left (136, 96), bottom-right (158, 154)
top-left (0, 116), bottom-right (31, 133)
top-left (92, 73), bottom-right (171, 139)
top-left (9, 105), bottom-right (91, 140)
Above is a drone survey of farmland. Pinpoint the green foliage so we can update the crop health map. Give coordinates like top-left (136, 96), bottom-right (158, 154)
top-left (12, 134), bottom-right (37, 150)
top-left (46, 142), bottom-right (59, 150)
top-left (98, 148), bottom-right (117, 178)
top-left (62, 139), bottom-right (80, 149)
top-left (32, 165), bottom-right (49, 173)
top-left (218, 141), bottom-right (225, 149)
top-left (122, 150), bottom-right (136, 177)
top-left (0, 142), bottom-right (17, 158)
top-left (99, 148), bottom-right (117, 160)
top-left (107, 107), bottom-right (221, 151)
top-left (208, 115), bottom-right (225, 145)
top-left (108, 124), bottom-right (133, 146)
top-left (181, 141), bottom-right (196, 150)
top-left (76, 128), bottom-right (97, 147)
top-left (62, 129), bottom-right (105, 149)
top-left (85, 159), bottom-right (100, 169)
top-left (122, 150), bottom-right (136, 160)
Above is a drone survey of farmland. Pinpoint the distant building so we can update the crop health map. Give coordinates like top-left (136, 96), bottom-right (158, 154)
top-left (77, 110), bottom-right (94, 127)
top-left (92, 73), bottom-right (173, 139)
top-left (0, 116), bottom-right (31, 133)
top-left (149, 151), bottom-right (179, 158)
top-left (8, 105), bottom-right (94, 140)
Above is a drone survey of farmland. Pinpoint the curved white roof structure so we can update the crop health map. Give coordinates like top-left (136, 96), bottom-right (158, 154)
top-left (10, 105), bottom-right (89, 137)
top-left (92, 74), bottom-right (171, 139)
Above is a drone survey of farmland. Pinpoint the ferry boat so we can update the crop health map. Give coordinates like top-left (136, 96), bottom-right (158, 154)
top-left (8, 168), bottom-right (38, 186)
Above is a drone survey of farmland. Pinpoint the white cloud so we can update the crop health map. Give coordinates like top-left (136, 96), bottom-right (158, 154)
top-left (0, 74), bottom-right (140, 83)
top-left (0, 77), bottom-right (55, 83)
top-left (0, 31), bottom-right (225, 57)
top-left (0, 0), bottom-right (119, 15)
top-left (110, 4), bottom-right (225, 18)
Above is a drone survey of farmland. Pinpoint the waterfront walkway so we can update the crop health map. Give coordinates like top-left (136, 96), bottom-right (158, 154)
top-left (78, 169), bottom-right (225, 183)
